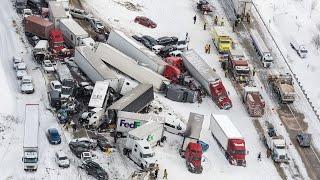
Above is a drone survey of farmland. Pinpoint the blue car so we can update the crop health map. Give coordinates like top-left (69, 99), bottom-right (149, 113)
top-left (46, 128), bottom-right (61, 144)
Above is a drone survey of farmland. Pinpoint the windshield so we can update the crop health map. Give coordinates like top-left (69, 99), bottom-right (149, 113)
top-left (140, 152), bottom-right (154, 158)
top-left (54, 42), bottom-right (64, 47)
top-left (275, 145), bottom-right (285, 149)
top-left (62, 87), bottom-right (72, 95)
top-left (96, 21), bottom-right (103, 26)
top-left (24, 158), bottom-right (38, 163)
top-left (55, 84), bottom-right (62, 89)
top-left (301, 50), bottom-right (308, 53)
top-left (236, 69), bottom-right (250, 74)
top-left (232, 150), bottom-right (246, 155)
top-left (221, 40), bottom-right (230, 44)
top-left (59, 156), bottom-right (68, 160)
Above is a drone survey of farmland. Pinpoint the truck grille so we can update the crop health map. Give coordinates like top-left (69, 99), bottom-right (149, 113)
top-left (279, 155), bottom-right (286, 160)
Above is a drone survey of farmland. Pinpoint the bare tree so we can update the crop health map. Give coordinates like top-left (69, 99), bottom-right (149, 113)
top-left (312, 34), bottom-right (320, 50)
top-left (310, 0), bottom-right (319, 17)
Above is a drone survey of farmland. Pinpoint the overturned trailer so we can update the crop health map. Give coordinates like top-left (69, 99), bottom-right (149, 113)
top-left (106, 84), bottom-right (154, 122)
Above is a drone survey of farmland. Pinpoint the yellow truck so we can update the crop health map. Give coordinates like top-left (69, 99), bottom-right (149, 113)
top-left (211, 26), bottom-right (232, 53)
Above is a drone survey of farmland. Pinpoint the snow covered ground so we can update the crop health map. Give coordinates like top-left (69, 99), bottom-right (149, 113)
top-left (84, 0), bottom-right (285, 179)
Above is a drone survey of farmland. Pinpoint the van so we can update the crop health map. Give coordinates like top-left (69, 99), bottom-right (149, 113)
top-left (164, 119), bottom-right (185, 135)
top-left (49, 90), bottom-right (61, 109)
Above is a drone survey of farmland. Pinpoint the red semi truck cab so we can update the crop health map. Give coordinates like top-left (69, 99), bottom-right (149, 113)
top-left (162, 65), bottom-right (181, 83)
top-left (49, 29), bottom-right (65, 52)
top-left (164, 56), bottom-right (185, 72)
top-left (228, 139), bottom-right (246, 166)
top-left (210, 80), bottom-right (232, 109)
top-left (185, 142), bottom-right (203, 173)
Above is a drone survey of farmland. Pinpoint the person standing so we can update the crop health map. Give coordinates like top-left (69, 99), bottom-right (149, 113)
top-left (220, 17), bottom-right (225, 26)
top-left (214, 15), bottom-right (218, 25)
top-left (155, 164), bottom-right (159, 179)
top-left (208, 44), bottom-right (211, 53)
top-left (258, 152), bottom-right (262, 161)
top-left (163, 169), bottom-right (168, 179)
top-left (193, 15), bottom-right (197, 24)
top-left (204, 22), bottom-right (207, 30)
top-left (252, 67), bottom-right (256, 76)
top-left (185, 32), bottom-right (189, 41)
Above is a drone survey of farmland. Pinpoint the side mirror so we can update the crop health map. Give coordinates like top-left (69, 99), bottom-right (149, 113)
top-left (246, 150), bottom-right (249, 155)
top-left (22, 157), bottom-right (24, 162)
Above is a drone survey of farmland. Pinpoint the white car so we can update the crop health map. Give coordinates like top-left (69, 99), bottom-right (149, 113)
top-left (175, 40), bottom-right (188, 51)
top-left (50, 80), bottom-right (62, 92)
top-left (20, 75), bottom-right (34, 94)
top-left (164, 119), bottom-right (186, 136)
top-left (16, 62), bottom-right (27, 79)
top-left (152, 45), bottom-right (164, 54)
top-left (55, 151), bottom-right (70, 168)
top-left (42, 60), bottom-right (55, 73)
top-left (69, 8), bottom-right (92, 20)
top-left (12, 56), bottom-right (23, 69)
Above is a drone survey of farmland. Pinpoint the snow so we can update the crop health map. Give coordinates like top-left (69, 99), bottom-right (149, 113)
top-left (84, 0), bottom-right (283, 179)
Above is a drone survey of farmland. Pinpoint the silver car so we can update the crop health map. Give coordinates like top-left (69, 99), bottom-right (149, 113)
top-left (55, 151), bottom-right (70, 168)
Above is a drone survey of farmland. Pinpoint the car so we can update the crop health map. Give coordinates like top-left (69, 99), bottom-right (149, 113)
top-left (42, 60), bottom-right (55, 73)
top-left (20, 75), bottom-right (34, 94)
top-left (69, 8), bottom-right (92, 20)
top-left (89, 19), bottom-right (104, 33)
top-left (48, 90), bottom-right (61, 109)
top-left (157, 36), bottom-right (178, 46)
top-left (69, 141), bottom-right (90, 158)
top-left (142, 35), bottom-right (158, 46)
top-left (22, 9), bottom-right (32, 18)
top-left (139, 38), bottom-right (153, 49)
top-left (152, 45), bottom-right (164, 54)
top-left (158, 45), bottom-right (177, 58)
top-left (16, 62), bottom-right (27, 79)
top-left (50, 80), bottom-right (62, 92)
top-left (134, 16), bottom-right (157, 28)
top-left (80, 160), bottom-right (108, 180)
top-left (175, 40), bottom-right (188, 51)
top-left (46, 128), bottom-right (61, 144)
top-left (97, 138), bottom-right (112, 152)
top-left (296, 133), bottom-right (312, 147)
top-left (70, 138), bottom-right (97, 150)
top-left (132, 35), bottom-right (143, 42)
top-left (13, 56), bottom-right (23, 69)
top-left (55, 151), bottom-right (70, 168)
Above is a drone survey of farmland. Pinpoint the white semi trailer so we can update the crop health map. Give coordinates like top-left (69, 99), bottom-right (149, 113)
top-left (22, 104), bottom-right (40, 171)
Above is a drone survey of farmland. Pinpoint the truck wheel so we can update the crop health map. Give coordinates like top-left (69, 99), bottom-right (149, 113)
top-left (123, 148), bottom-right (127, 155)
top-left (140, 163), bottom-right (144, 169)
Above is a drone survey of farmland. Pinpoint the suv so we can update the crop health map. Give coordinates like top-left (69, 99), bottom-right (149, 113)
top-left (13, 56), bottom-right (23, 69)
top-left (157, 36), bottom-right (178, 46)
top-left (69, 8), bottom-right (92, 20)
top-left (296, 133), bottom-right (312, 147)
top-left (80, 160), bottom-right (108, 180)
top-left (16, 62), bottom-right (27, 79)
top-left (158, 45), bottom-right (177, 58)
top-left (55, 151), bottom-right (70, 168)
top-left (142, 35), bottom-right (158, 46)
top-left (20, 75), bottom-right (34, 94)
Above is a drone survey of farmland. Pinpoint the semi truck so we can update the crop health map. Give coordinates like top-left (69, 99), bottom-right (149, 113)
top-left (107, 29), bottom-right (181, 82)
top-left (22, 104), bottom-right (40, 171)
top-left (116, 111), bottom-right (165, 138)
top-left (49, 29), bottom-right (65, 52)
top-left (263, 122), bottom-right (288, 162)
top-left (46, 0), bottom-right (69, 9)
top-left (231, 0), bottom-right (252, 19)
top-left (95, 43), bottom-right (170, 91)
top-left (106, 84), bottom-right (154, 122)
top-left (74, 46), bottom-right (124, 93)
top-left (59, 18), bottom-right (94, 48)
top-left (242, 86), bottom-right (265, 117)
top-left (56, 61), bottom-right (76, 100)
top-left (181, 50), bottom-right (232, 110)
top-left (249, 29), bottom-right (274, 68)
top-left (48, 1), bottom-right (69, 28)
top-left (210, 114), bottom-right (246, 166)
top-left (88, 81), bottom-right (109, 109)
top-left (211, 26), bottom-right (233, 54)
top-left (227, 47), bottom-right (250, 83)
top-left (290, 38), bottom-right (308, 58)
top-left (180, 112), bottom-right (204, 174)
top-left (24, 16), bottom-right (54, 39)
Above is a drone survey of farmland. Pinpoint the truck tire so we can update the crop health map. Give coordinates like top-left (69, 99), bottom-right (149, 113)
top-left (123, 148), bottom-right (128, 155)
top-left (140, 163), bottom-right (144, 169)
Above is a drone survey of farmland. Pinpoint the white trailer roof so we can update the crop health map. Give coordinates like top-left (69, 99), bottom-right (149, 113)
top-left (49, 1), bottom-right (68, 18)
top-left (213, 26), bottom-right (230, 37)
top-left (24, 104), bottom-right (39, 148)
top-left (60, 19), bottom-right (87, 36)
top-left (182, 50), bottom-right (220, 82)
top-left (118, 111), bottom-right (165, 122)
top-left (110, 30), bottom-right (166, 66)
top-left (75, 46), bottom-right (119, 80)
top-left (250, 29), bottom-right (270, 53)
top-left (88, 81), bottom-right (109, 108)
top-left (211, 114), bottom-right (243, 139)
top-left (128, 121), bottom-right (163, 140)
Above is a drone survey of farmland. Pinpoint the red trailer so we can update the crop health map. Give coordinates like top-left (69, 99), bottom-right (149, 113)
top-left (24, 16), bottom-right (54, 39)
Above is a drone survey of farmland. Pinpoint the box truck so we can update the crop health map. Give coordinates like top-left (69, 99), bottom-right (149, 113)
top-left (22, 104), bottom-right (40, 171)
top-left (116, 111), bottom-right (165, 138)
top-left (210, 114), bottom-right (246, 166)
top-left (211, 26), bottom-right (232, 53)
top-left (74, 46), bottom-right (124, 93)
top-left (107, 29), bottom-right (181, 82)
top-left (24, 16), bottom-right (54, 39)
top-left (181, 50), bottom-right (232, 109)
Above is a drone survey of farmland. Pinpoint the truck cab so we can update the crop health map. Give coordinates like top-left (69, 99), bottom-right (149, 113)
top-left (265, 123), bottom-right (288, 162)
top-left (123, 139), bottom-right (157, 169)
top-left (212, 26), bottom-right (232, 53)
top-left (228, 48), bottom-right (250, 82)
top-left (262, 53), bottom-right (273, 68)
top-left (49, 29), bottom-right (65, 52)
top-left (227, 139), bottom-right (246, 166)
top-left (210, 80), bottom-right (232, 110)
top-left (164, 56), bottom-right (185, 72)
top-left (22, 150), bottom-right (38, 171)
top-left (242, 86), bottom-right (265, 117)
top-left (184, 142), bottom-right (203, 173)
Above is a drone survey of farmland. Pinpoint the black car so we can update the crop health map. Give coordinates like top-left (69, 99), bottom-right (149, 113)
top-left (132, 35), bottom-right (143, 42)
top-left (69, 142), bottom-right (90, 158)
top-left (157, 36), bottom-right (178, 46)
top-left (142, 35), bottom-right (158, 46)
top-left (97, 138), bottom-right (112, 152)
top-left (80, 160), bottom-right (108, 180)
top-left (158, 45), bottom-right (177, 58)
top-left (46, 128), bottom-right (61, 144)
top-left (48, 90), bottom-right (61, 109)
